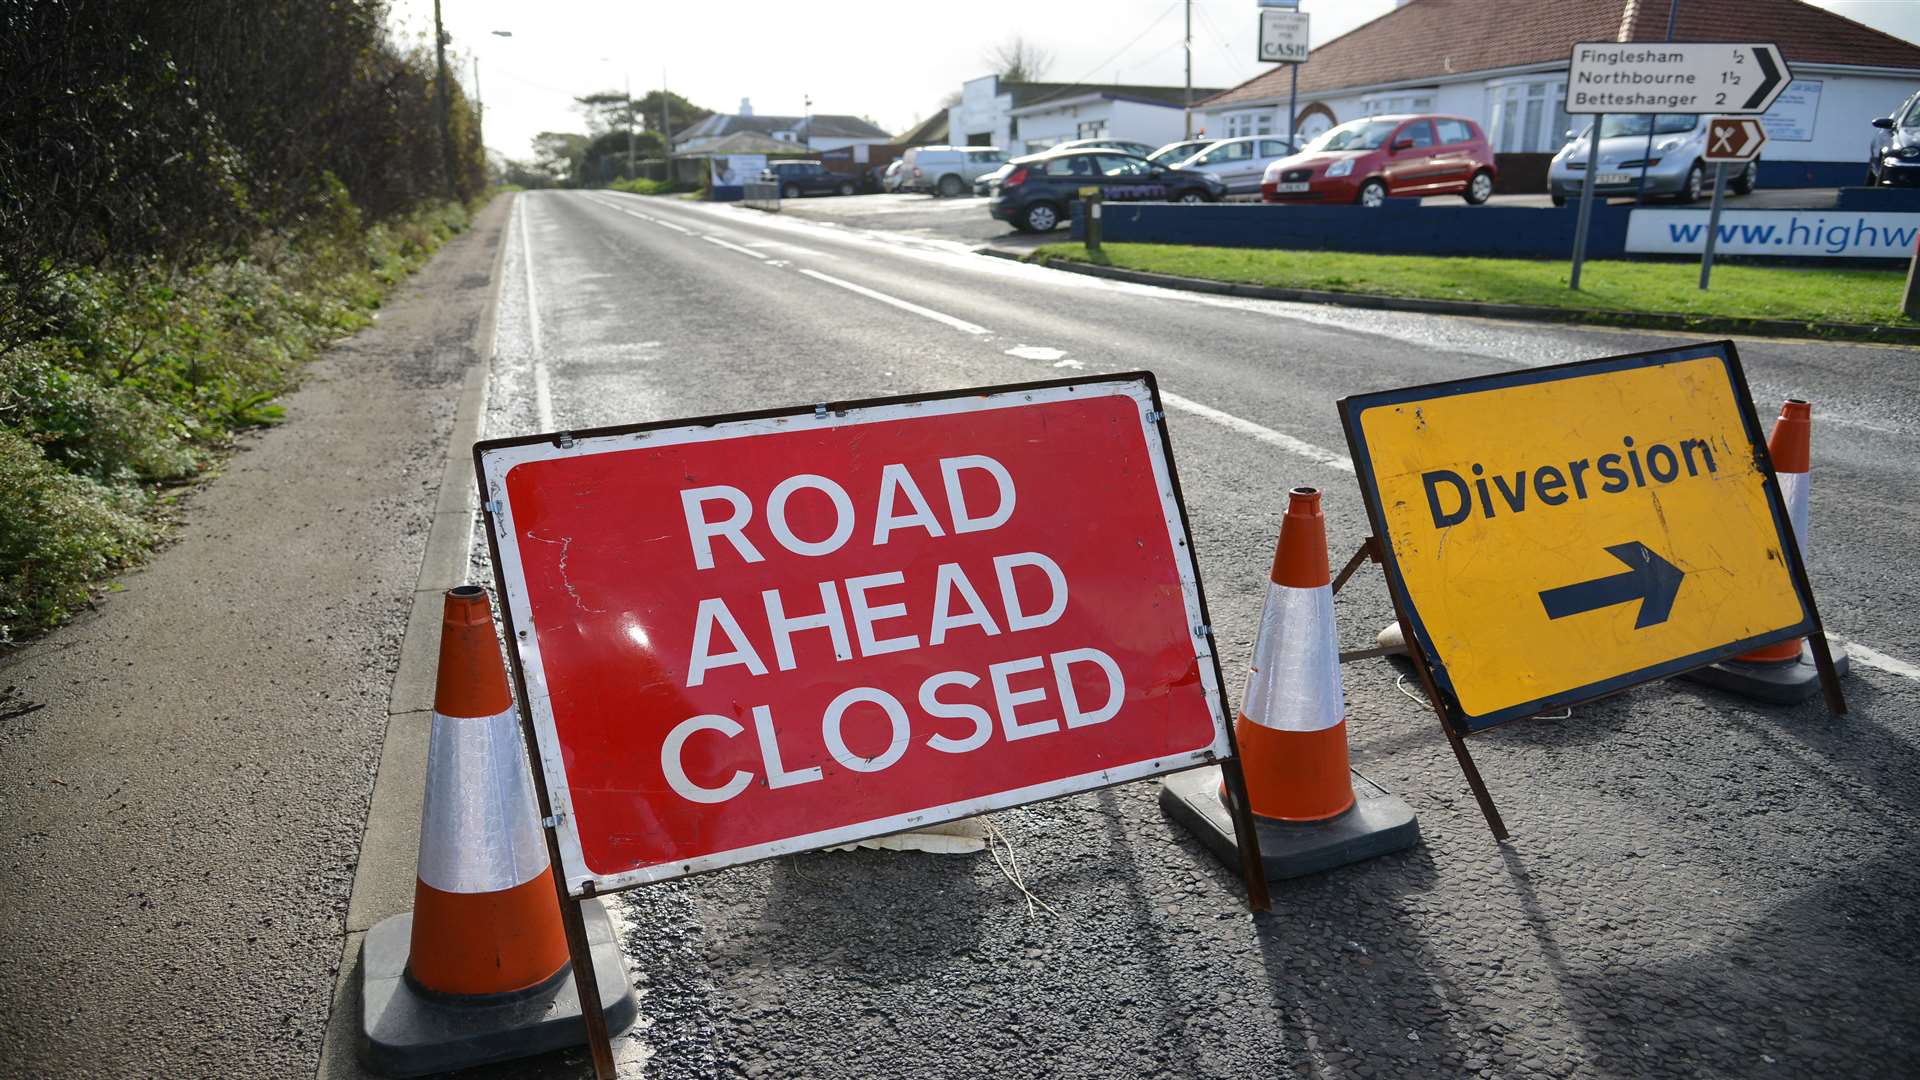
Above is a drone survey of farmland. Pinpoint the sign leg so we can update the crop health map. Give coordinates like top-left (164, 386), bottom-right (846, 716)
top-left (559, 890), bottom-right (618, 1079)
top-left (1217, 756), bottom-right (1274, 912)
top-left (1385, 583), bottom-right (1510, 841)
top-left (1805, 630), bottom-right (1850, 717)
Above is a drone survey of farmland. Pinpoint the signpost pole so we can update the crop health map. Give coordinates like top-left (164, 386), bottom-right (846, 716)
top-left (1569, 117), bottom-right (1603, 291)
top-left (1903, 231), bottom-right (1920, 319)
top-left (1288, 64), bottom-right (1298, 150)
top-left (1699, 162), bottom-right (1728, 290)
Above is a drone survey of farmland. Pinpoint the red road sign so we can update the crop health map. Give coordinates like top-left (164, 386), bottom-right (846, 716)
top-left (477, 375), bottom-right (1232, 894)
top-left (1705, 117), bottom-right (1767, 163)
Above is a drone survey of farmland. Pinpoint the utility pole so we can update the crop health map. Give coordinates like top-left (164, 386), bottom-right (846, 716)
top-left (472, 55), bottom-right (484, 163)
top-left (625, 74), bottom-right (636, 180)
top-left (1183, 0), bottom-right (1194, 139)
top-left (433, 0), bottom-right (458, 199)
top-left (660, 70), bottom-right (674, 174)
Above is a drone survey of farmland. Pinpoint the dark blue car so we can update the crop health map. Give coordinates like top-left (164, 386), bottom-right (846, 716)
top-left (989, 149), bottom-right (1226, 233)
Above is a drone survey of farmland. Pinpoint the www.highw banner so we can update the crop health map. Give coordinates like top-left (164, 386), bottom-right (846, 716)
top-left (1627, 209), bottom-right (1919, 258)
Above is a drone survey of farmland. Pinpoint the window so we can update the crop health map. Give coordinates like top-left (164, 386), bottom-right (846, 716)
top-left (1489, 78), bottom-right (1570, 153)
top-left (968, 150), bottom-right (1006, 164)
top-left (1362, 93), bottom-right (1435, 117)
top-left (1437, 119), bottom-right (1474, 144)
top-left (1225, 110), bottom-right (1275, 138)
top-left (1257, 139), bottom-right (1294, 158)
top-left (1077, 119), bottom-right (1109, 140)
top-left (1305, 119), bottom-right (1398, 153)
top-left (1095, 154), bottom-right (1151, 178)
top-left (1200, 140), bottom-right (1254, 165)
top-left (1397, 121), bottom-right (1436, 148)
top-left (1042, 155), bottom-right (1096, 177)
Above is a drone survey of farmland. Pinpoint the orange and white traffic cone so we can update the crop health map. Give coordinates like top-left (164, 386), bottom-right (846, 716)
top-left (1683, 400), bottom-right (1849, 703)
top-left (1163, 488), bottom-right (1418, 879)
top-left (360, 585), bottom-right (636, 1077)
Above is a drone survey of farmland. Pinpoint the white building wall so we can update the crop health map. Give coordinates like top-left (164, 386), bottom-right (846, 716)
top-left (947, 76), bottom-right (1012, 148)
top-left (1783, 72), bottom-right (1911, 163)
top-left (1109, 99), bottom-right (1194, 148)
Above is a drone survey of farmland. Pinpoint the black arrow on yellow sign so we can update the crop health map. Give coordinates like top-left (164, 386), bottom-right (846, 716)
top-left (1539, 541), bottom-right (1684, 629)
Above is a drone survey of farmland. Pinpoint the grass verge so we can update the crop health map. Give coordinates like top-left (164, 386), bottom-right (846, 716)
top-left (1030, 243), bottom-right (1917, 332)
top-left (0, 194), bottom-right (478, 642)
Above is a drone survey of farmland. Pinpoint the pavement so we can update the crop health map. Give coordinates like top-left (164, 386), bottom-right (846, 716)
top-left (0, 196), bottom-right (511, 1077)
top-left (6, 187), bottom-right (1919, 1079)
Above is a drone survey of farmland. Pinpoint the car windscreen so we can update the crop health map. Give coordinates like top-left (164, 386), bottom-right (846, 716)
top-left (1906, 98), bottom-right (1920, 126)
top-left (1305, 120), bottom-right (1398, 152)
top-left (1149, 142), bottom-right (1208, 162)
top-left (1597, 114), bottom-right (1698, 138)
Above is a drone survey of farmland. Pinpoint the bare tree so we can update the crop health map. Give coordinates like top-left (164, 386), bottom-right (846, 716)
top-left (986, 36), bottom-right (1054, 83)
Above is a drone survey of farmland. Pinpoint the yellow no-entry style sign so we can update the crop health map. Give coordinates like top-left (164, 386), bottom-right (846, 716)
top-left (1339, 342), bottom-right (1823, 731)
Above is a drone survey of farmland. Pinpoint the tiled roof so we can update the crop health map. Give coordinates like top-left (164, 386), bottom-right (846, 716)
top-left (1201, 0), bottom-right (1920, 109)
top-left (677, 113), bottom-right (891, 142)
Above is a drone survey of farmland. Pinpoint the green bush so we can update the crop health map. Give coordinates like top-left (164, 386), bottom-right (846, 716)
top-left (0, 196), bottom-right (475, 642)
top-left (608, 177), bottom-right (700, 196)
top-left (0, 427), bottom-right (155, 641)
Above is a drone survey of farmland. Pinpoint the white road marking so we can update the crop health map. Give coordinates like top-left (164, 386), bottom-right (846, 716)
top-left (797, 269), bottom-right (990, 335)
top-left (517, 197), bottom-right (555, 431)
top-left (701, 235), bottom-right (769, 259)
top-left (1004, 345), bottom-right (1067, 361)
top-left (1843, 640), bottom-right (1920, 680)
top-left (1158, 392), bottom-right (1355, 473)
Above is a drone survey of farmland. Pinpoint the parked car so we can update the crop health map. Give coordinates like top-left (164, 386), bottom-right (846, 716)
top-left (1868, 90), bottom-right (1920, 186)
top-left (881, 159), bottom-right (908, 192)
top-left (901, 146), bottom-right (1008, 196)
top-left (1040, 137), bottom-right (1160, 158)
top-left (1148, 138), bottom-right (1217, 165)
top-left (1175, 135), bottom-right (1299, 195)
top-left (1546, 114), bottom-right (1753, 205)
top-left (1261, 115), bottom-right (1496, 207)
top-left (989, 149), bottom-right (1226, 233)
top-left (762, 160), bottom-right (857, 198)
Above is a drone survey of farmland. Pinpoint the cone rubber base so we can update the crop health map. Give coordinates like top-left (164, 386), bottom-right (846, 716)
top-left (1679, 641), bottom-right (1850, 706)
top-left (358, 897), bottom-right (638, 1077)
top-left (1161, 766), bottom-right (1419, 880)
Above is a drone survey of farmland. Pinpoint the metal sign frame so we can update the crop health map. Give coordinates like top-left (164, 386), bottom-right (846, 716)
top-left (475, 371), bottom-right (1269, 906)
top-left (1337, 341), bottom-right (1844, 736)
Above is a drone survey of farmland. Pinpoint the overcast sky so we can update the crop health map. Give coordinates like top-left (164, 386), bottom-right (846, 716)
top-left (388, 0), bottom-right (1920, 161)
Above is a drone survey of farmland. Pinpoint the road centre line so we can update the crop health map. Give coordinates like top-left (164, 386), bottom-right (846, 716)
top-left (701, 235), bottom-right (769, 259)
top-left (517, 197), bottom-right (555, 431)
top-left (796, 268), bottom-right (990, 335)
top-left (1843, 640), bottom-right (1920, 680)
top-left (1158, 391), bottom-right (1355, 473)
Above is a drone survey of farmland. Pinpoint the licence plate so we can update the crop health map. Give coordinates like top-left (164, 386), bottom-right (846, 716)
top-left (1272, 182), bottom-right (1310, 193)
top-left (1597, 172), bottom-right (1630, 185)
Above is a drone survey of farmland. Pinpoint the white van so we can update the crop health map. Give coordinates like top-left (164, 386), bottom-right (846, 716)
top-left (901, 146), bottom-right (1009, 196)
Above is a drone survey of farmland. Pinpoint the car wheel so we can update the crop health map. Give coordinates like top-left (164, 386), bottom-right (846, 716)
top-left (937, 174), bottom-right (964, 197)
top-left (1176, 190), bottom-right (1207, 204)
top-left (1463, 169), bottom-right (1495, 205)
top-left (1357, 179), bottom-right (1388, 208)
top-left (1023, 202), bottom-right (1061, 232)
top-left (782, 184), bottom-right (801, 199)
top-left (1730, 161), bottom-right (1757, 195)
top-left (837, 182), bottom-right (854, 196)
top-left (1678, 162), bottom-right (1704, 203)
top-left (1551, 192), bottom-right (1568, 207)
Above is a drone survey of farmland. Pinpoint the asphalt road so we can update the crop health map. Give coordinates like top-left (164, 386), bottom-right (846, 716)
top-left (472, 190), bottom-right (1920, 1079)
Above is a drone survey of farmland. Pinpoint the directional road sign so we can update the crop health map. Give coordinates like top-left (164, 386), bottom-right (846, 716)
top-left (1338, 342), bottom-right (1825, 732)
top-left (1566, 42), bottom-right (1790, 116)
top-left (1704, 117), bottom-right (1768, 163)
top-left (1259, 9), bottom-right (1310, 64)
top-left (477, 375), bottom-right (1235, 893)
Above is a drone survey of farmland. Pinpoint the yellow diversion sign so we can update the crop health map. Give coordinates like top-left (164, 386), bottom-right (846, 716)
top-left (1339, 342), bottom-right (1822, 731)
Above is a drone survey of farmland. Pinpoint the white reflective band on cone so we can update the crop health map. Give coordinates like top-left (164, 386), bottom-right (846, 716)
top-left (1780, 471), bottom-right (1809, 555)
top-left (417, 708), bottom-right (550, 894)
top-left (1241, 582), bottom-right (1343, 732)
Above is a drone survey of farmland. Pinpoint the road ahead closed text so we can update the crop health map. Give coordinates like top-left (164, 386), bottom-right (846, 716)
top-left (480, 381), bottom-right (1228, 891)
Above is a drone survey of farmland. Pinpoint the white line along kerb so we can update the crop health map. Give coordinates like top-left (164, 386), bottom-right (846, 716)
top-left (1158, 391), bottom-right (1354, 473)
top-left (798, 269), bottom-right (991, 335)
top-left (516, 196), bottom-right (555, 431)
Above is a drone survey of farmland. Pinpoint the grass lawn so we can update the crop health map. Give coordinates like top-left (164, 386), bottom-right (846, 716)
top-left (1031, 243), bottom-right (1917, 330)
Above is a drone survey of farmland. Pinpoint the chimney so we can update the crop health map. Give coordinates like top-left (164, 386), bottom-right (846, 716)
top-left (739, 97), bottom-right (753, 117)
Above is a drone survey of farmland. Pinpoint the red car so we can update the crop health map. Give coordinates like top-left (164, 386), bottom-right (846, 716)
top-left (1261, 114), bottom-right (1497, 207)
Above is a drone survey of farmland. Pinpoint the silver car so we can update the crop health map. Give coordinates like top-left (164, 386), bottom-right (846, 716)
top-left (1548, 114), bottom-right (1756, 205)
top-left (1171, 135), bottom-right (1299, 196)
